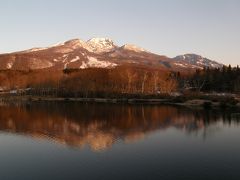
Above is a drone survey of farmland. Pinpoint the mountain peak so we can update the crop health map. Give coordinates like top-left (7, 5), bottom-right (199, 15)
top-left (86, 38), bottom-right (116, 53)
top-left (62, 38), bottom-right (117, 53)
top-left (87, 37), bottom-right (114, 44)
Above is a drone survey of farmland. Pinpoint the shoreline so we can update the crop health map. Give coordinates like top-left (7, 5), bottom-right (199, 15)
top-left (1, 95), bottom-right (240, 109)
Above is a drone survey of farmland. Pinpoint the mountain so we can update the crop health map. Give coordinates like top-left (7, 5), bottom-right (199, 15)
top-left (173, 54), bottom-right (223, 69)
top-left (0, 38), bottom-right (223, 71)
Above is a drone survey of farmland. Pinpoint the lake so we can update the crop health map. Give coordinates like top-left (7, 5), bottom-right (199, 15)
top-left (0, 102), bottom-right (240, 180)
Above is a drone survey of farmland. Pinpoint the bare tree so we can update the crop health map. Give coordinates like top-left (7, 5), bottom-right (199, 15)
top-left (141, 71), bottom-right (148, 94)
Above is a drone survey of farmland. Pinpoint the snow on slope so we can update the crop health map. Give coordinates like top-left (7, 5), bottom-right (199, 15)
top-left (24, 47), bottom-right (48, 53)
top-left (121, 44), bottom-right (146, 52)
top-left (70, 56), bottom-right (80, 63)
top-left (80, 57), bottom-right (117, 69)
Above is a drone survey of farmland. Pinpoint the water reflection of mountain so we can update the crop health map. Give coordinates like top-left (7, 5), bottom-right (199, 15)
top-left (0, 103), bottom-right (239, 151)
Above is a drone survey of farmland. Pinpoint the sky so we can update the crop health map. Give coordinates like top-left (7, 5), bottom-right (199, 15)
top-left (0, 0), bottom-right (240, 65)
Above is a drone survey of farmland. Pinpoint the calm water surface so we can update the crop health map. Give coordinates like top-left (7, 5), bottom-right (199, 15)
top-left (0, 102), bottom-right (240, 180)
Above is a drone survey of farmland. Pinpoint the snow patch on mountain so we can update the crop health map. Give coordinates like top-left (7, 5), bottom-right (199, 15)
top-left (62, 54), bottom-right (69, 63)
top-left (174, 63), bottom-right (188, 68)
top-left (6, 62), bottom-right (13, 69)
top-left (24, 47), bottom-right (48, 53)
top-left (52, 42), bottom-right (65, 47)
top-left (64, 39), bottom-right (87, 50)
top-left (79, 62), bottom-right (87, 69)
top-left (80, 56), bottom-right (117, 69)
top-left (64, 63), bottom-right (68, 69)
top-left (23, 41), bottom-right (66, 53)
top-left (121, 44), bottom-right (146, 52)
top-left (70, 56), bottom-right (80, 63)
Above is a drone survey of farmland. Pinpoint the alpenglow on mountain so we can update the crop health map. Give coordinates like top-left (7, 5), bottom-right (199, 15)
top-left (0, 38), bottom-right (223, 70)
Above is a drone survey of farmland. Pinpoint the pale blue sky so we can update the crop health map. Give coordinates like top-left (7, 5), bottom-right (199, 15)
top-left (1, 0), bottom-right (240, 65)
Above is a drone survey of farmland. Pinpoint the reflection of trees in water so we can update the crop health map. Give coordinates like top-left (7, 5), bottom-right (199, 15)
top-left (0, 103), bottom-right (239, 151)
top-left (177, 109), bottom-right (240, 140)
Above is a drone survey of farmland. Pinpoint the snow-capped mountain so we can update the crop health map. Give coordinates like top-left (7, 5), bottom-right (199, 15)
top-left (173, 54), bottom-right (223, 69)
top-left (86, 38), bottom-right (116, 53)
top-left (0, 38), bottom-right (224, 71)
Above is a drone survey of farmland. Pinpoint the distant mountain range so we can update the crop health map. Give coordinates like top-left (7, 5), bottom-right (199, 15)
top-left (0, 38), bottom-right (223, 71)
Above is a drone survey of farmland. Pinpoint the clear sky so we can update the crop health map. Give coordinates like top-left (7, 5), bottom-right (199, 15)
top-left (1, 0), bottom-right (240, 65)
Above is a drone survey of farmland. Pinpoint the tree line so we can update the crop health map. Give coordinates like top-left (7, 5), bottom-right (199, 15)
top-left (0, 65), bottom-right (239, 98)
top-left (183, 65), bottom-right (240, 93)
top-left (0, 65), bottom-right (178, 98)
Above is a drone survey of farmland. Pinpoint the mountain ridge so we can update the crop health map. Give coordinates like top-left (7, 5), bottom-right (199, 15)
top-left (0, 38), bottom-right (224, 71)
